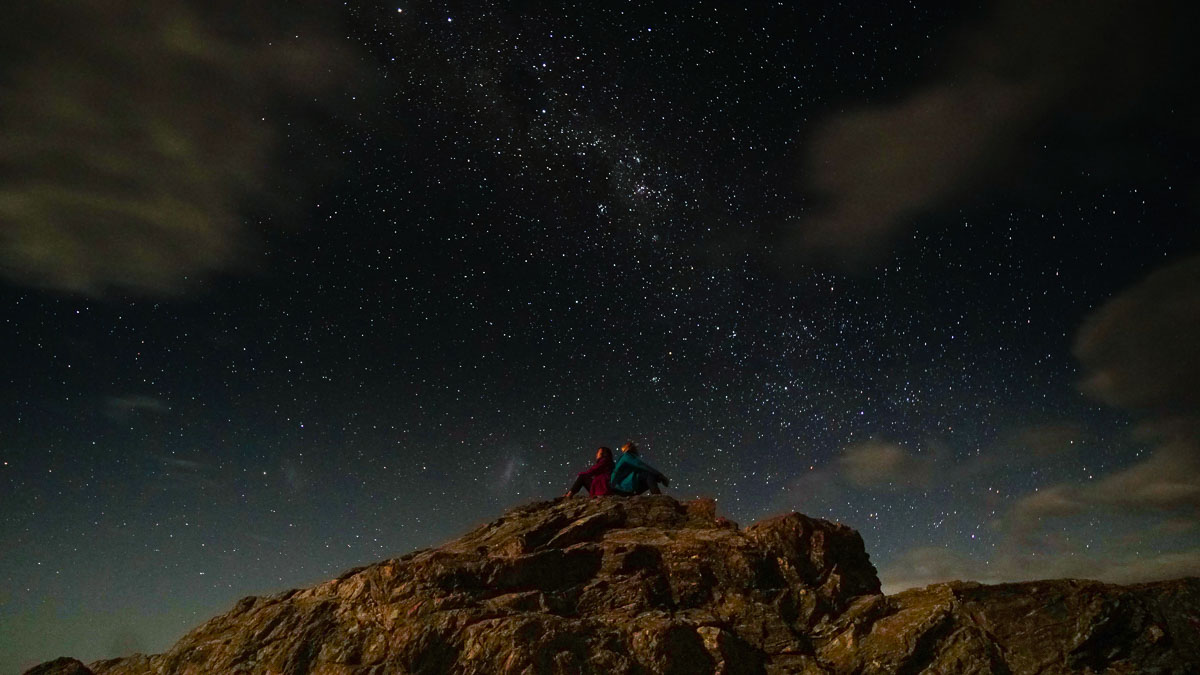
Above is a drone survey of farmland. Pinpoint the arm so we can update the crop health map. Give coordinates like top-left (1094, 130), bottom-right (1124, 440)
top-left (621, 453), bottom-right (666, 480)
top-left (578, 460), bottom-right (609, 480)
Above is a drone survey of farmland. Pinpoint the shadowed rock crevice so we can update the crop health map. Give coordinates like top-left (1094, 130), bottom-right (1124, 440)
top-left (24, 496), bottom-right (1200, 674)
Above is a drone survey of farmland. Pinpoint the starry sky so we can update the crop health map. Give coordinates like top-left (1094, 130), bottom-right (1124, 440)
top-left (3, 0), bottom-right (1199, 671)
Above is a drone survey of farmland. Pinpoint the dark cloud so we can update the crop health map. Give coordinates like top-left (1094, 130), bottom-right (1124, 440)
top-left (0, 0), bottom-right (364, 296)
top-left (1074, 254), bottom-right (1200, 422)
top-left (791, 0), bottom-right (1187, 265)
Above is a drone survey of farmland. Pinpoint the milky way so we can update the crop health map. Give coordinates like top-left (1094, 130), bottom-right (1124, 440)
top-left (2, 1), bottom-right (1197, 670)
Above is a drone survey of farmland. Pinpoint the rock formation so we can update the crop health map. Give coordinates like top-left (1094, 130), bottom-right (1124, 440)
top-left (27, 496), bottom-right (1200, 674)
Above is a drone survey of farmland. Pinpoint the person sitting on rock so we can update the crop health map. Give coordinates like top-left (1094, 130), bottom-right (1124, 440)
top-left (564, 446), bottom-right (615, 498)
top-left (610, 441), bottom-right (670, 495)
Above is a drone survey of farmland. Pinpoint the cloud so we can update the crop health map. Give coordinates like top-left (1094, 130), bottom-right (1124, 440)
top-left (776, 466), bottom-right (842, 512)
top-left (796, 82), bottom-right (1036, 264)
top-left (149, 453), bottom-right (221, 493)
top-left (496, 456), bottom-right (525, 492)
top-left (0, 0), bottom-right (363, 296)
top-left (1008, 254), bottom-right (1200, 531)
top-left (1073, 254), bottom-right (1200, 421)
top-left (1006, 424), bottom-right (1083, 459)
top-left (996, 253), bottom-right (1200, 578)
top-left (246, 532), bottom-right (287, 546)
top-left (804, 252), bottom-right (1200, 593)
top-left (1151, 518), bottom-right (1198, 537)
top-left (878, 547), bottom-right (997, 594)
top-left (487, 446), bottom-right (530, 498)
top-left (825, 427), bottom-right (1073, 493)
top-left (1007, 485), bottom-right (1082, 521)
top-left (773, 440), bottom-right (936, 518)
top-left (838, 440), bottom-right (934, 489)
top-left (779, 430), bottom-right (1198, 592)
top-left (281, 458), bottom-right (307, 493)
top-left (880, 543), bottom-right (1200, 594)
top-left (104, 394), bottom-right (170, 420)
top-left (1009, 438), bottom-right (1200, 535)
top-left (156, 456), bottom-right (206, 471)
top-left (790, 0), bottom-right (1187, 265)
top-left (1073, 549), bottom-right (1200, 585)
top-left (777, 425), bottom-right (1081, 511)
top-left (1087, 440), bottom-right (1200, 511)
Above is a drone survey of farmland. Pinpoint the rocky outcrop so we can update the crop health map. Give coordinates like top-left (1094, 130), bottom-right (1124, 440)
top-left (819, 578), bottom-right (1200, 674)
top-left (26, 496), bottom-right (1200, 674)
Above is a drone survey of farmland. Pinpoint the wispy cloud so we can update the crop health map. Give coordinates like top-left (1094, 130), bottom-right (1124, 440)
top-left (148, 453), bottom-right (221, 492)
top-left (246, 532), bottom-right (287, 546)
top-left (156, 456), bottom-right (205, 471)
top-left (281, 457), bottom-right (307, 493)
top-left (104, 395), bottom-right (170, 420)
top-left (495, 455), bottom-right (526, 494)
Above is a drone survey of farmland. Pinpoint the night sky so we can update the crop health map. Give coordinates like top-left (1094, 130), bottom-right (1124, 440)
top-left (3, 0), bottom-right (1199, 671)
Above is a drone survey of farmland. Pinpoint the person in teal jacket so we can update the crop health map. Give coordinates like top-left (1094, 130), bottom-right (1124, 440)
top-left (610, 441), bottom-right (670, 495)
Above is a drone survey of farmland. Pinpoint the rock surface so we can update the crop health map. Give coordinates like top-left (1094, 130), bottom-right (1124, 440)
top-left (26, 496), bottom-right (1200, 674)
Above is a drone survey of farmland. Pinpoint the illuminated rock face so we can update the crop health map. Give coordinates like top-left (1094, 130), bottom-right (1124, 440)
top-left (29, 496), bottom-right (1200, 674)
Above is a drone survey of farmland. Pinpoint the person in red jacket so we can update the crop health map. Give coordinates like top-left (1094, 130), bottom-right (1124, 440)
top-left (564, 446), bottom-right (615, 497)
